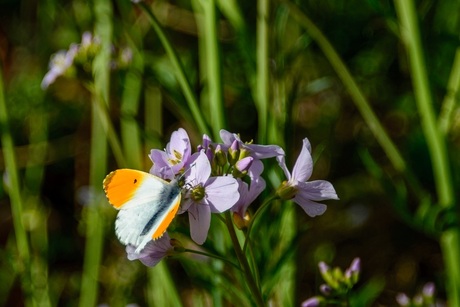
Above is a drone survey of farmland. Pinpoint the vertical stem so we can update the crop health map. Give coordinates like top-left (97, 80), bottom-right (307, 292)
top-left (0, 65), bottom-right (32, 305)
top-left (120, 43), bottom-right (143, 169)
top-left (203, 0), bottom-right (226, 137)
top-left (256, 0), bottom-right (269, 144)
top-left (439, 48), bottom-right (460, 135)
top-left (394, 0), bottom-right (458, 305)
top-left (137, 2), bottom-right (210, 136)
top-left (225, 213), bottom-right (265, 307)
top-left (79, 0), bottom-right (112, 306)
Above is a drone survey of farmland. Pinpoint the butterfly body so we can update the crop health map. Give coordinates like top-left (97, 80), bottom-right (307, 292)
top-left (103, 169), bottom-right (181, 253)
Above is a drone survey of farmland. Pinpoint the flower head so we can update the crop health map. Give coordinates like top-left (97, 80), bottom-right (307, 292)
top-left (277, 138), bottom-right (338, 217)
top-left (182, 151), bottom-right (239, 244)
top-left (220, 129), bottom-right (285, 160)
top-left (41, 45), bottom-right (78, 89)
top-left (149, 128), bottom-right (192, 180)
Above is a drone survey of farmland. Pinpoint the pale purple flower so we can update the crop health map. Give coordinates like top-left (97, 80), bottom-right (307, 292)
top-left (396, 293), bottom-right (410, 306)
top-left (219, 129), bottom-right (285, 160)
top-left (183, 151), bottom-right (239, 244)
top-left (231, 159), bottom-right (266, 218)
top-left (126, 233), bottom-right (173, 267)
top-left (149, 128), bottom-right (192, 180)
top-left (301, 296), bottom-right (323, 307)
top-left (423, 282), bottom-right (435, 298)
top-left (41, 45), bottom-right (78, 89)
top-left (277, 138), bottom-right (338, 217)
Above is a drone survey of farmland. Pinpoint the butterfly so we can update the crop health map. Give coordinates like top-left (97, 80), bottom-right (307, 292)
top-left (103, 169), bottom-right (181, 253)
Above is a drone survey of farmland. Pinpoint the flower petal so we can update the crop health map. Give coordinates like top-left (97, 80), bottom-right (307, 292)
top-left (126, 233), bottom-right (172, 267)
top-left (293, 196), bottom-right (327, 217)
top-left (277, 155), bottom-right (291, 180)
top-left (245, 143), bottom-right (285, 160)
top-left (188, 204), bottom-right (211, 245)
top-left (187, 151), bottom-right (211, 185)
top-left (219, 129), bottom-right (238, 145)
top-left (205, 176), bottom-right (240, 213)
top-left (297, 180), bottom-right (339, 201)
top-left (291, 138), bottom-right (313, 182)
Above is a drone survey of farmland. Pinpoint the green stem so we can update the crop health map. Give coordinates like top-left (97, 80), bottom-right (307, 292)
top-left (394, 0), bottom-right (453, 208)
top-left (137, 2), bottom-right (210, 136)
top-left (0, 64), bottom-right (32, 305)
top-left (202, 0), bottom-right (225, 137)
top-left (439, 48), bottom-right (460, 135)
top-left (225, 212), bottom-right (265, 307)
top-left (244, 194), bottom-right (278, 252)
top-left (184, 248), bottom-right (240, 270)
top-left (79, 1), bottom-right (112, 305)
top-left (256, 0), bottom-right (269, 144)
top-left (394, 0), bottom-right (458, 304)
top-left (282, 0), bottom-right (406, 173)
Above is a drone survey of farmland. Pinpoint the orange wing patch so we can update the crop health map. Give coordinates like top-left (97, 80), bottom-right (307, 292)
top-left (152, 195), bottom-right (181, 239)
top-left (103, 169), bottom-right (146, 209)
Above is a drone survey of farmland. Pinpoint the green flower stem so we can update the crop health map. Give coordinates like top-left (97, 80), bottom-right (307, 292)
top-left (86, 83), bottom-right (126, 168)
top-left (184, 248), bottom-right (241, 270)
top-left (202, 0), bottom-right (226, 137)
top-left (79, 0), bottom-right (112, 306)
top-left (281, 0), bottom-right (406, 174)
top-left (0, 65), bottom-right (32, 305)
top-left (394, 0), bottom-right (454, 208)
top-left (439, 48), bottom-right (460, 135)
top-left (120, 41), bottom-right (143, 169)
top-left (256, 0), bottom-right (269, 144)
top-left (394, 0), bottom-right (458, 305)
top-left (137, 2), bottom-right (210, 136)
top-left (243, 194), bottom-right (278, 252)
top-left (225, 212), bottom-right (265, 307)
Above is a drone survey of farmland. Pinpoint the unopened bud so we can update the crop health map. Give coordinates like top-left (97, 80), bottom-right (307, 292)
top-left (215, 145), bottom-right (227, 167)
top-left (228, 140), bottom-right (239, 165)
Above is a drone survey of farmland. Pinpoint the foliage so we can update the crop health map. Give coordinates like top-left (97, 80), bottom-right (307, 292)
top-left (0, 0), bottom-right (459, 305)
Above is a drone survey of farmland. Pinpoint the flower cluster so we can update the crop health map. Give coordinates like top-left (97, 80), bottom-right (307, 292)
top-left (302, 258), bottom-right (361, 307)
top-left (127, 128), bottom-right (338, 266)
top-left (396, 282), bottom-right (444, 307)
top-left (42, 32), bottom-right (132, 89)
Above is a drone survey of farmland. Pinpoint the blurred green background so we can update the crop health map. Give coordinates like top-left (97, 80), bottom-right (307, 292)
top-left (1, 0), bottom-right (459, 306)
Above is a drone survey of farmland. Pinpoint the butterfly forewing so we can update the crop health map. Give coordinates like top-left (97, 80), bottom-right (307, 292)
top-left (103, 169), bottom-right (181, 253)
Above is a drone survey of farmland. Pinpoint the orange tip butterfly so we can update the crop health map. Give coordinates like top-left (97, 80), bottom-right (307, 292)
top-left (103, 169), bottom-right (181, 253)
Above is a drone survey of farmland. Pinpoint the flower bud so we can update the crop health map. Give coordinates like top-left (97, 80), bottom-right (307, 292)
top-left (233, 211), bottom-right (250, 230)
top-left (228, 140), bottom-right (239, 165)
top-left (215, 145), bottom-right (227, 167)
top-left (319, 284), bottom-right (332, 296)
top-left (232, 156), bottom-right (254, 177)
top-left (422, 282), bottom-right (435, 298)
top-left (318, 261), bottom-right (339, 290)
top-left (301, 296), bottom-right (324, 307)
top-left (396, 293), bottom-right (410, 306)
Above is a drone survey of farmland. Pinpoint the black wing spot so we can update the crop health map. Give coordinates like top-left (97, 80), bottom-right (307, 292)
top-left (134, 178), bottom-right (138, 184)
